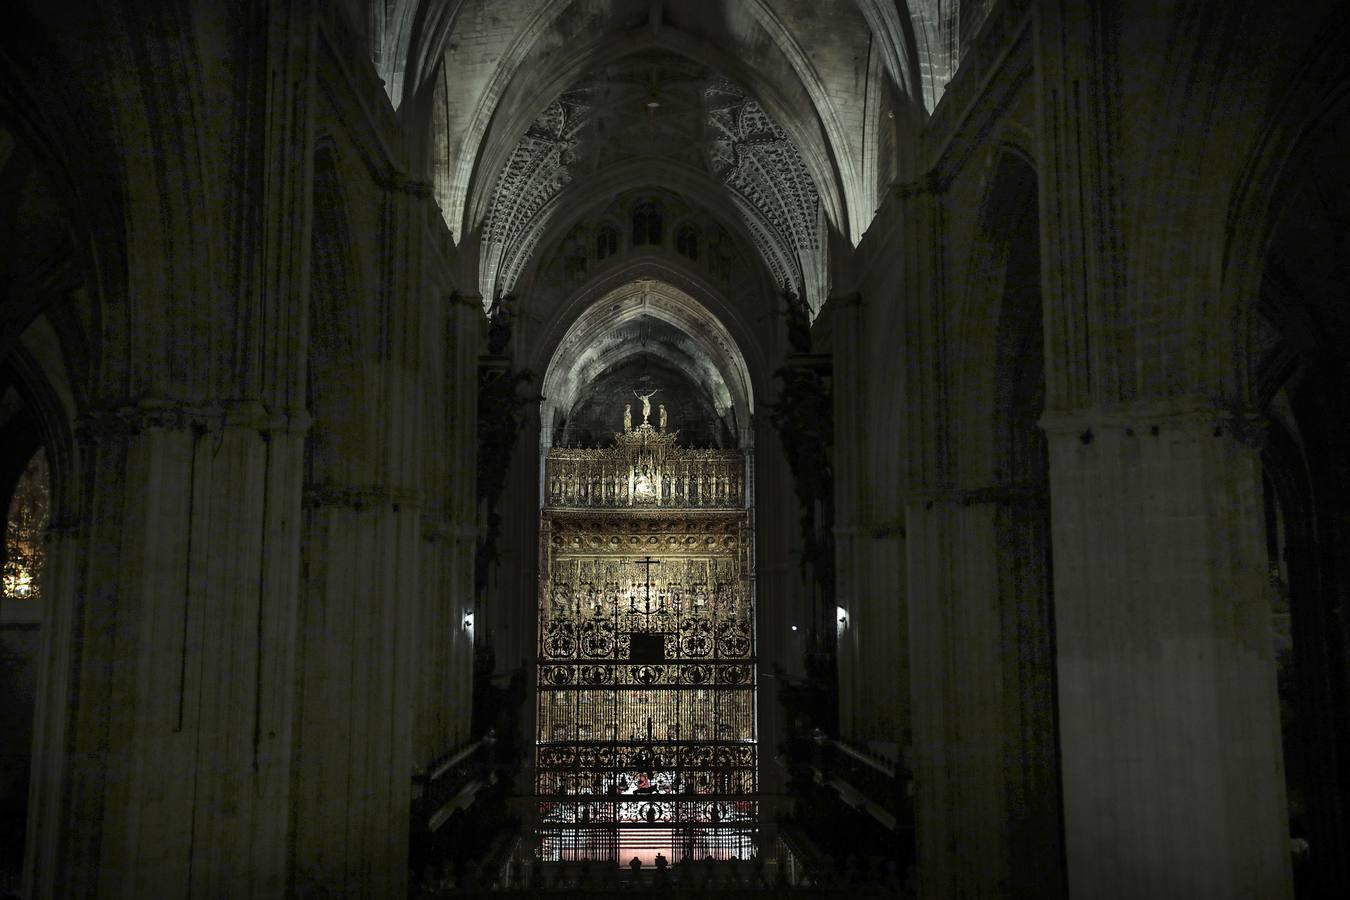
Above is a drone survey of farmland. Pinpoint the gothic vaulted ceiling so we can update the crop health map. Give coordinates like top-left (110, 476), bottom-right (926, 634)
top-left (366, 0), bottom-right (992, 312)
top-left (478, 53), bottom-right (822, 305)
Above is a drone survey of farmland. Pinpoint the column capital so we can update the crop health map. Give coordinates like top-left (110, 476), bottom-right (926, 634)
top-left (76, 397), bottom-right (310, 443)
top-left (826, 291), bottom-right (864, 308)
top-left (377, 169), bottom-right (432, 197)
top-left (1039, 398), bottom-right (1267, 448)
top-left (449, 291), bottom-right (486, 311)
top-left (45, 517), bottom-right (82, 539)
top-left (890, 169), bottom-right (949, 198)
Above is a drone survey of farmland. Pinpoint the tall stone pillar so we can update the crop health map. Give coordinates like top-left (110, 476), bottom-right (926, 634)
top-left (292, 166), bottom-right (427, 898)
top-left (905, 496), bottom-right (1009, 899)
top-left (28, 401), bottom-right (306, 898)
top-left (448, 291), bottom-right (482, 749)
top-left (906, 483), bottom-right (1062, 898)
top-left (402, 279), bottom-right (479, 813)
top-left (23, 519), bottom-right (79, 895)
top-left (832, 293), bottom-right (867, 740)
top-left (1044, 406), bottom-right (1291, 899)
top-left (294, 486), bottom-right (420, 898)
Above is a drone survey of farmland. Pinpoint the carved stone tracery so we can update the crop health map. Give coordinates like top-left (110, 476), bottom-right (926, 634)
top-left (479, 58), bottom-right (822, 305)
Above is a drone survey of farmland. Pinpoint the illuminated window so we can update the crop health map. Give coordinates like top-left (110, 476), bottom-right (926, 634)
top-left (3, 449), bottom-right (49, 602)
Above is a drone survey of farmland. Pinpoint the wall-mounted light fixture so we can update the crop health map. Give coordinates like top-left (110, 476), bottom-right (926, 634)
top-left (462, 610), bottom-right (475, 633)
top-left (836, 606), bottom-right (849, 639)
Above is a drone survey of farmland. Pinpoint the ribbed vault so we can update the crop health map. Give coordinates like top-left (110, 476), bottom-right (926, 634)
top-left (364, 0), bottom-right (1007, 318)
top-left (479, 55), bottom-right (820, 310)
top-left (377, 0), bottom-right (993, 273)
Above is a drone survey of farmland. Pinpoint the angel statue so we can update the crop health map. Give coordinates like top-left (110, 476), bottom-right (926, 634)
top-left (633, 388), bottom-right (660, 425)
top-left (624, 403), bottom-right (632, 432)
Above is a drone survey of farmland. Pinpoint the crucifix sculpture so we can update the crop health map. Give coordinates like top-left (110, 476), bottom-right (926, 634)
top-left (633, 388), bottom-right (660, 425)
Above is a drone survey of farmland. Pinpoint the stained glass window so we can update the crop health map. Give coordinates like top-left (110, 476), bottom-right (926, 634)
top-left (3, 449), bottom-right (48, 603)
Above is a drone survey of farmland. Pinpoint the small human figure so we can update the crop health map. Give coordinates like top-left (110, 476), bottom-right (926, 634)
top-left (658, 403), bottom-right (667, 431)
top-left (623, 403), bottom-right (632, 432)
top-left (654, 853), bottom-right (668, 872)
top-left (629, 856), bottom-right (642, 875)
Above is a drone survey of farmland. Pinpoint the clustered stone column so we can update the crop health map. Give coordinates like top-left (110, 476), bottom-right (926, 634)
top-left (1044, 407), bottom-right (1290, 899)
top-left (27, 401), bottom-right (307, 896)
top-left (832, 292), bottom-right (867, 740)
top-left (294, 484), bottom-right (421, 896)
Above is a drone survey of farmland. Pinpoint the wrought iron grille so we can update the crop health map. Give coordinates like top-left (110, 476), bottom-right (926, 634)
top-left (535, 500), bottom-right (757, 864)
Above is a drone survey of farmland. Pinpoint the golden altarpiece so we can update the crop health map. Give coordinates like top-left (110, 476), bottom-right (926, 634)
top-left (535, 406), bottom-right (755, 864)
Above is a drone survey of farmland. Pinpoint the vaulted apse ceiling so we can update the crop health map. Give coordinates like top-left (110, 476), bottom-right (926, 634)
top-left (541, 279), bottom-right (753, 448)
top-left (478, 52), bottom-right (821, 306)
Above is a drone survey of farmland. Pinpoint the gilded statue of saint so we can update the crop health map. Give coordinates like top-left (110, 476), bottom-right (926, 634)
top-left (633, 388), bottom-right (659, 425)
top-left (658, 403), bottom-right (667, 431)
top-left (623, 403), bottom-right (632, 432)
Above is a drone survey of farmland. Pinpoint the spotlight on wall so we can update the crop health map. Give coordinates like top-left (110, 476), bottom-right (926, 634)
top-left (790, 625), bottom-right (798, 632)
top-left (836, 606), bottom-right (849, 638)
top-left (462, 610), bottom-right (475, 632)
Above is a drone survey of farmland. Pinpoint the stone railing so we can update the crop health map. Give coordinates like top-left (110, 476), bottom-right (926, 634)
top-left (544, 448), bottom-right (745, 509)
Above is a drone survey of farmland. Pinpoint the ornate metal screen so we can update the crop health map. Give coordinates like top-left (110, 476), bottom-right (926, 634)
top-left (536, 421), bottom-right (756, 864)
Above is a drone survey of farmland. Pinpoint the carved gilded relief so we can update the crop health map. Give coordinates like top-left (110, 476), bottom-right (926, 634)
top-left (545, 424), bottom-right (745, 510)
